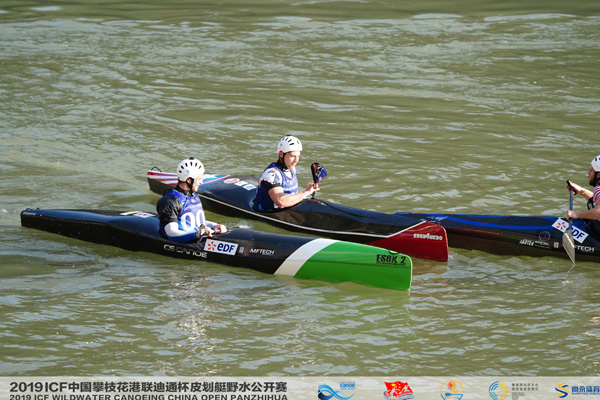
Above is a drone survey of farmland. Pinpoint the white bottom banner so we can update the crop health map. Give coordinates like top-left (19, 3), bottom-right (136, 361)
top-left (1, 377), bottom-right (599, 400)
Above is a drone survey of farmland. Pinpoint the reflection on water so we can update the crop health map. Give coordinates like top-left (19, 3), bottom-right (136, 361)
top-left (1, 0), bottom-right (599, 376)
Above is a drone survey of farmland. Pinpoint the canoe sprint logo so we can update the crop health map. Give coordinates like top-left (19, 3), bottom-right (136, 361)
top-left (204, 239), bottom-right (238, 255)
top-left (383, 381), bottom-right (414, 400)
top-left (317, 384), bottom-right (354, 400)
top-left (413, 232), bottom-right (444, 240)
top-left (489, 381), bottom-right (509, 400)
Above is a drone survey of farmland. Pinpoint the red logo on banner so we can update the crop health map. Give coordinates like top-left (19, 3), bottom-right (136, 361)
top-left (384, 381), bottom-right (414, 400)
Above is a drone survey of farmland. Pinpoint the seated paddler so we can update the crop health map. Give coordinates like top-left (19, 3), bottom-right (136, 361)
top-left (566, 155), bottom-right (600, 239)
top-left (157, 157), bottom-right (227, 242)
top-left (253, 135), bottom-right (319, 211)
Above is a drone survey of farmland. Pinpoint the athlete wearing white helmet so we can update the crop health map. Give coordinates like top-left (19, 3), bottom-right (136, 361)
top-left (566, 155), bottom-right (600, 238)
top-left (157, 157), bottom-right (227, 241)
top-left (277, 135), bottom-right (303, 153)
top-left (177, 157), bottom-right (205, 183)
top-left (253, 136), bottom-right (318, 211)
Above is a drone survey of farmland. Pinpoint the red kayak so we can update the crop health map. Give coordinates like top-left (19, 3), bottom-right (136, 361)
top-left (147, 169), bottom-right (449, 262)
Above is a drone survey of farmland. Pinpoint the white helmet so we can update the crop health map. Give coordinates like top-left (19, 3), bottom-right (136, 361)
top-left (177, 157), bottom-right (205, 182)
top-left (591, 156), bottom-right (600, 172)
top-left (277, 135), bottom-right (302, 154)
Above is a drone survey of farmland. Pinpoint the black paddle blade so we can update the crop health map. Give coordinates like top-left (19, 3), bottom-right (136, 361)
top-left (311, 163), bottom-right (327, 183)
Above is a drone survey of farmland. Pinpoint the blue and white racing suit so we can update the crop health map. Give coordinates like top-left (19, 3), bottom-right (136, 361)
top-left (253, 161), bottom-right (298, 211)
top-left (157, 187), bottom-right (207, 242)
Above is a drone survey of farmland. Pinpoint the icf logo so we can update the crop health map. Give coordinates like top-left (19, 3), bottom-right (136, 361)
top-left (555, 383), bottom-right (570, 398)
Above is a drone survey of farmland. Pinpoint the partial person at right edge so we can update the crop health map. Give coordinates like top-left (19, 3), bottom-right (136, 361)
top-left (157, 157), bottom-right (227, 242)
top-left (566, 155), bottom-right (600, 239)
top-left (253, 135), bottom-right (318, 212)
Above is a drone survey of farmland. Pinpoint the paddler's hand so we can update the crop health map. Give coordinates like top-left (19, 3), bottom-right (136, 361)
top-left (195, 225), bottom-right (213, 238)
top-left (567, 180), bottom-right (583, 195)
top-left (305, 182), bottom-right (319, 196)
top-left (566, 210), bottom-right (578, 220)
top-left (213, 224), bottom-right (227, 234)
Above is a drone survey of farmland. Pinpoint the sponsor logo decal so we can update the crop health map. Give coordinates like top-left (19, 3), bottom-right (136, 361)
top-left (552, 219), bottom-right (589, 243)
top-left (204, 239), bottom-right (238, 255)
top-left (317, 384), bottom-right (354, 400)
top-left (440, 379), bottom-right (463, 400)
top-left (224, 177), bottom-right (258, 191)
top-left (120, 211), bottom-right (153, 218)
top-left (539, 230), bottom-right (551, 241)
top-left (575, 244), bottom-right (595, 253)
top-left (383, 381), bottom-right (414, 400)
top-left (249, 248), bottom-right (275, 256)
top-left (413, 232), bottom-right (444, 240)
top-left (518, 239), bottom-right (551, 249)
top-left (488, 381), bottom-right (509, 400)
top-left (163, 244), bottom-right (207, 259)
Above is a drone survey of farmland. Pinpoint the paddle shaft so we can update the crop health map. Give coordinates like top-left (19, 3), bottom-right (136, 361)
top-left (569, 189), bottom-right (573, 230)
top-left (563, 180), bottom-right (576, 265)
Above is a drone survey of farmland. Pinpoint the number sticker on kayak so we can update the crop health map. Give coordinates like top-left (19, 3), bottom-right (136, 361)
top-left (376, 253), bottom-right (407, 265)
top-left (204, 239), bottom-right (239, 255)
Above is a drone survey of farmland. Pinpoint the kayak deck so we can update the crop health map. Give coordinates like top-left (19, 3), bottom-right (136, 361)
top-left (414, 212), bottom-right (600, 262)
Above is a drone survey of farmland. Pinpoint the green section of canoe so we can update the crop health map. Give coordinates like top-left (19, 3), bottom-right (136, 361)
top-left (294, 241), bottom-right (412, 291)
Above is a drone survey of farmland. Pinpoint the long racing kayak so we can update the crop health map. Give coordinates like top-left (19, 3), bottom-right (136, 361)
top-left (147, 169), bottom-right (600, 262)
top-left (147, 169), bottom-right (449, 262)
top-left (20, 209), bottom-right (412, 290)
top-left (406, 211), bottom-right (600, 262)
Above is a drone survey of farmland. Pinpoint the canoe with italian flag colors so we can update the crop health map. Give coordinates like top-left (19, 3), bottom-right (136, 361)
top-left (20, 209), bottom-right (412, 291)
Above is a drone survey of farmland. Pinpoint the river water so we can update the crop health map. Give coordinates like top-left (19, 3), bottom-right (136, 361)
top-left (1, 0), bottom-right (599, 378)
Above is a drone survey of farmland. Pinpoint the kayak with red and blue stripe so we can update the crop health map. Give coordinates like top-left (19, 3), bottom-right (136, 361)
top-left (147, 169), bottom-right (449, 263)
